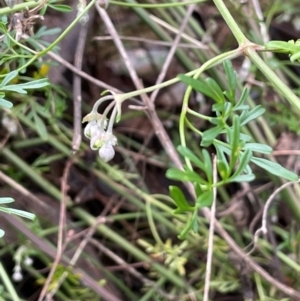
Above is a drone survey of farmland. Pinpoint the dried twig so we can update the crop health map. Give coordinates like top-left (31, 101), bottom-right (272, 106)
top-left (203, 155), bottom-right (217, 301)
top-left (38, 160), bottom-right (72, 301)
top-left (72, 17), bottom-right (89, 153)
top-left (150, 4), bottom-right (195, 103)
top-left (246, 179), bottom-right (300, 256)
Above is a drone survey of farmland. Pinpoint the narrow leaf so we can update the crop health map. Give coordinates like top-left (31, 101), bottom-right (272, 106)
top-left (169, 186), bottom-right (194, 213)
top-left (202, 149), bottom-right (213, 183)
top-left (227, 174), bottom-right (255, 183)
top-left (0, 70), bottom-right (18, 87)
top-left (166, 168), bottom-right (208, 184)
top-left (177, 146), bottom-right (205, 172)
top-left (243, 143), bottom-right (273, 154)
top-left (202, 125), bottom-right (222, 145)
top-left (0, 207), bottom-right (35, 219)
top-left (0, 197), bottom-right (14, 204)
top-left (205, 78), bottom-right (225, 103)
top-left (223, 60), bottom-right (236, 99)
top-left (178, 74), bottom-right (215, 99)
top-left (232, 149), bottom-right (252, 178)
top-left (251, 157), bottom-right (298, 181)
top-left (240, 105), bottom-right (265, 126)
top-left (0, 98), bottom-right (13, 109)
top-left (33, 113), bottom-right (48, 140)
top-left (196, 190), bottom-right (213, 207)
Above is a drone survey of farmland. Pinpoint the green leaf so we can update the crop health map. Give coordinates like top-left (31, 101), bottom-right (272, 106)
top-left (0, 207), bottom-right (35, 220)
top-left (202, 149), bottom-right (212, 183)
top-left (215, 143), bottom-right (230, 179)
top-left (196, 190), bottom-right (213, 207)
top-left (232, 149), bottom-right (252, 178)
top-left (166, 168), bottom-right (208, 184)
top-left (229, 116), bottom-right (241, 169)
top-left (266, 40), bottom-right (300, 53)
top-left (290, 51), bottom-right (300, 63)
top-left (178, 209), bottom-right (198, 239)
top-left (243, 143), bottom-right (273, 154)
top-left (178, 74), bottom-right (216, 99)
top-left (0, 98), bottom-right (13, 109)
top-left (33, 113), bottom-right (48, 140)
top-left (201, 125), bottom-right (223, 146)
top-left (205, 78), bottom-right (225, 103)
top-left (177, 146), bottom-right (206, 171)
top-left (0, 197), bottom-right (14, 204)
top-left (240, 105), bottom-right (265, 126)
top-left (234, 87), bottom-right (249, 110)
top-left (227, 174), bottom-right (255, 183)
top-left (251, 157), bottom-right (298, 181)
top-left (0, 70), bottom-right (18, 87)
top-left (48, 4), bottom-right (72, 12)
top-left (223, 60), bottom-right (236, 100)
top-left (169, 186), bottom-right (194, 213)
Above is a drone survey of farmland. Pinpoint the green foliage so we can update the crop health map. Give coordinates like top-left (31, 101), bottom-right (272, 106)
top-left (266, 39), bottom-right (300, 63)
top-left (167, 60), bottom-right (298, 238)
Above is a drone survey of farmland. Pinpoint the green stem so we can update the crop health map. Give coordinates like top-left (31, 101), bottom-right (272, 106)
top-left (246, 48), bottom-right (300, 113)
top-left (212, 0), bottom-right (247, 44)
top-left (0, 0), bottom-right (43, 15)
top-left (110, 0), bottom-right (204, 8)
top-left (0, 262), bottom-right (20, 301)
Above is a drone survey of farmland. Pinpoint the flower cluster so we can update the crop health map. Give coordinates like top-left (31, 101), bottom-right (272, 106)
top-left (83, 112), bottom-right (117, 162)
top-left (12, 246), bottom-right (33, 282)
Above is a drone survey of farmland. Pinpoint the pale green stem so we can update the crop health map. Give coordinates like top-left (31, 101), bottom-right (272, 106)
top-left (212, 0), bottom-right (248, 44)
top-left (246, 47), bottom-right (300, 113)
top-left (0, 262), bottom-right (20, 301)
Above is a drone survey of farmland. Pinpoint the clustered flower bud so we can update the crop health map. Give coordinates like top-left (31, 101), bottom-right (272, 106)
top-left (83, 111), bottom-right (117, 162)
top-left (12, 246), bottom-right (34, 282)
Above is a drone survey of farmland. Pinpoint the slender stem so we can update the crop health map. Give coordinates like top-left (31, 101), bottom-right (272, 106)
top-left (246, 47), bottom-right (300, 113)
top-left (212, 0), bottom-right (248, 44)
top-left (0, 262), bottom-right (20, 301)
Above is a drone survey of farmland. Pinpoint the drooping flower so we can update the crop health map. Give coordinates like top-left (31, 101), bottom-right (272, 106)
top-left (83, 111), bottom-right (117, 162)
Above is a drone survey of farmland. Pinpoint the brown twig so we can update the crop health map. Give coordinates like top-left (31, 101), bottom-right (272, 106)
top-left (38, 159), bottom-right (72, 301)
top-left (72, 16), bottom-right (89, 153)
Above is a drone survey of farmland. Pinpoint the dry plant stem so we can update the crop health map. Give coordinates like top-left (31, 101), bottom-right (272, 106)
top-left (44, 215), bottom-right (106, 300)
top-left (96, 4), bottom-right (300, 299)
top-left (89, 239), bottom-right (176, 301)
top-left (21, 35), bottom-right (119, 92)
top-left (38, 160), bottom-right (72, 301)
top-left (150, 4), bottom-right (195, 103)
top-left (250, 0), bottom-right (270, 45)
top-left (247, 179), bottom-right (300, 257)
top-left (203, 156), bottom-right (217, 301)
top-left (149, 14), bottom-right (207, 50)
top-left (72, 20), bottom-right (89, 153)
top-left (94, 35), bottom-right (208, 49)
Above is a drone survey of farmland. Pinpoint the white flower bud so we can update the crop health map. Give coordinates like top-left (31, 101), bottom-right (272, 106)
top-left (12, 269), bottom-right (23, 282)
top-left (99, 143), bottom-right (115, 162)
top-left (24, 257), bottom-right (33, 266)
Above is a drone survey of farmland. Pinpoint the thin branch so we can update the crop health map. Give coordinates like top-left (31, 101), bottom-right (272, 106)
top-left (72, 18), bottom-right (89, 153)
top-left (203, 155), bottom-right (217, 301)
top-left (93, 35), bottom-right (208, 49)
top-left (150, 4), bottom-right (196, 103)
top-left (38, 160), bottom-right (72, 301)
top-left (246, 179), bottom-right (300, 256)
